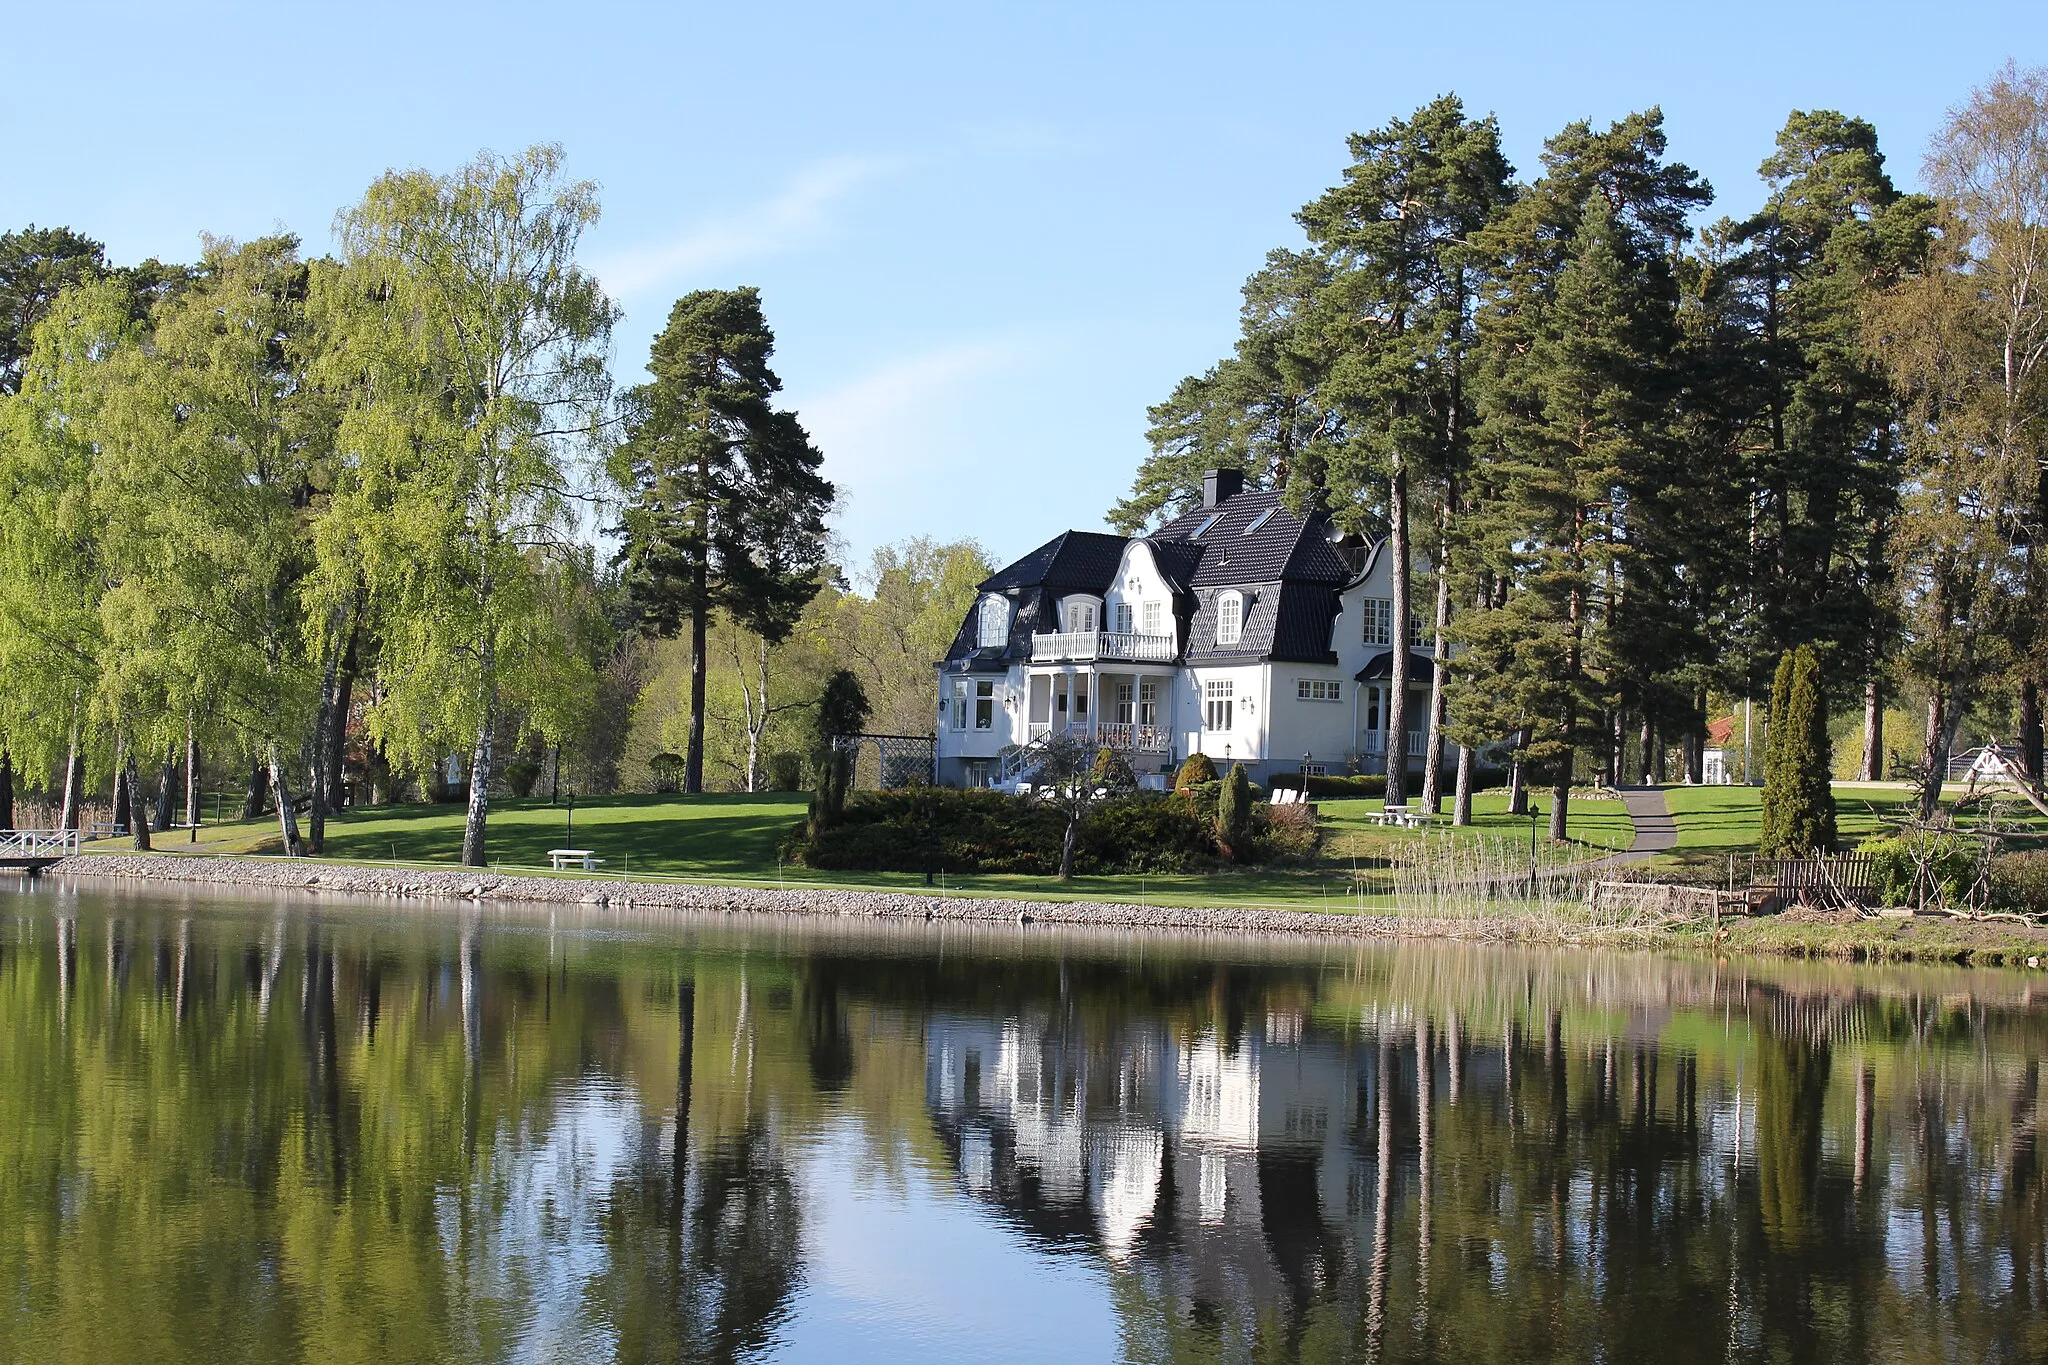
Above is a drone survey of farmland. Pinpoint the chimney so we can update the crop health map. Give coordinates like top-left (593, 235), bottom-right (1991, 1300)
top-left (1202, 468), bottom-right (1244, 508)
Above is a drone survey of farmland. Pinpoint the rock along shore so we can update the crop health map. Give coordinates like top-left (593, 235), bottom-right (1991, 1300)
top-left (48, 853), bottom-right (1537, 943)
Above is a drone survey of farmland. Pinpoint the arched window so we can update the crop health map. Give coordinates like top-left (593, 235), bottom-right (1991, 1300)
top-left (977, 596), bottom-right (1008, 648)
top-left (1215, 591), bottom-right (1244, 646)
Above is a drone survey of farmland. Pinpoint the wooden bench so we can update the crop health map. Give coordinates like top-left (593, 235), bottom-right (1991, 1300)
top-left (546, 848), bottom-right (605, 872)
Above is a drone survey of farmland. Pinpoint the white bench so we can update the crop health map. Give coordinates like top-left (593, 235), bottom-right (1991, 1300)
top-left (547, 848), bottom-right (605, 871)
top-left (1368, 807), bottom-right (1431, 830)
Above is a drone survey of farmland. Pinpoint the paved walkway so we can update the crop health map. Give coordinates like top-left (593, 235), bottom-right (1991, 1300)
top-left (1577, 785), bottom-right (1676, 873)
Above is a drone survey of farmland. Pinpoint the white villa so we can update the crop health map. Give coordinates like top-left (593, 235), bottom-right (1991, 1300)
top-left (935, 469), bottom-right (1442, 790)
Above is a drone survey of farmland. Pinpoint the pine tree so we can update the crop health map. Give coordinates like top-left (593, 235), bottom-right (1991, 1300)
top-left (613, 288), bottom-right (833, 795)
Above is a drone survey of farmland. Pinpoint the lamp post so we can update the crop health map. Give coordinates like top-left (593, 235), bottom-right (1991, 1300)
top-left (1527, 799), bottom-right (1540, 898)
top-left (565, 788), bottom-right (575, 845)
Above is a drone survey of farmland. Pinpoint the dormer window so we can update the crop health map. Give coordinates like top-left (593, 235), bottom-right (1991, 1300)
top-left (1215, 591), bottom-right (1244, 646)
top-left (977, 595), bottom-right (1009, 648)
top-left (1064, 600), bottom-right (1097, 634)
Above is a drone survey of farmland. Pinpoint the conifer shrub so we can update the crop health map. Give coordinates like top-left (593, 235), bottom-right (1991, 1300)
top-left (1218, 763), bottom-right (1252, 861)
top-left (1759, 646), bottom-right (1836, 856)
top-left (1174, 753), bottom-right (1217, 791)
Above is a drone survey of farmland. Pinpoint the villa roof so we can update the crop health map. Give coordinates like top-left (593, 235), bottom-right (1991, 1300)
top-left (977, 530), bottom-right (1128, 596)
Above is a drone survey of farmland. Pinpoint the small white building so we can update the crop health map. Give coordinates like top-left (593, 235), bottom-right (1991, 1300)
top-left (934, 470), bottom-right (1445, 790)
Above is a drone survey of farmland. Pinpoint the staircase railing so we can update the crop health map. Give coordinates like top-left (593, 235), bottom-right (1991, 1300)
top-left (998, 732), bottom-right (1058, 785)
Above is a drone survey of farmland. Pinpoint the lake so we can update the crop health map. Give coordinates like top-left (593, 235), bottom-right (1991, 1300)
top-left (1, 881), bottom-right (2043, 1362)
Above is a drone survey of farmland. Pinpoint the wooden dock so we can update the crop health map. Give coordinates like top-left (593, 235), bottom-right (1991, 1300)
top-left (0, 830), bottom-right (80, 873)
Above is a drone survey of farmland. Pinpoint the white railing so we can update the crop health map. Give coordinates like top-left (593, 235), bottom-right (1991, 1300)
top-left (1031, 630), bottom-right (1176, 663)
top-left (1096, 722), bottom-right (1171, 753)
top-left (0, 829), bottom-right (80, 859)
top-left (1357, 731), bottom-right (1427, 757)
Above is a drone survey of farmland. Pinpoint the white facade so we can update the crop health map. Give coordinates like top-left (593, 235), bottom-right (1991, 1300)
top-left (937, 532), bottom-right (1446, 790)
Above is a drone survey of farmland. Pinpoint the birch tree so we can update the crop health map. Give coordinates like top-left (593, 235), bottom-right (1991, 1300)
top-left (321, 145), bottom-right (615, 865)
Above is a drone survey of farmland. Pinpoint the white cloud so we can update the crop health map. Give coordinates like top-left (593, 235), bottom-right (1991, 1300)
top-left (590, 154), bottom-right (901, 297)
top-left (799, 339), bottom-right (1023, 478)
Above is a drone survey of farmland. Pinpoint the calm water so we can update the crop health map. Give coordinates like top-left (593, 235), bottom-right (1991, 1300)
top-left (2, 885), bottom-right (2045, 1363)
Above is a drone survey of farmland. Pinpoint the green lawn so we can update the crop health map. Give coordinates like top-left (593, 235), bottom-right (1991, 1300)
top-left (81, 784), bottom-right (1641, 914)
top-left (1662, 780), bottom-right (2048, 865)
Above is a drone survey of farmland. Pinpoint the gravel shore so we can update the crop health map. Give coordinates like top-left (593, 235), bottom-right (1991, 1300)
top-left (49, 853), bottom-right (1514, 941)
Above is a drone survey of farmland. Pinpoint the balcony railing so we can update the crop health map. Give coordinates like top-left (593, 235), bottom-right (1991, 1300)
top-left (1030, 630), bottom-right (1176, 663)
top-left (1358, 730), bottom-right (1428, 756)
top-left (1096, 722), bottom-right (1171, 753)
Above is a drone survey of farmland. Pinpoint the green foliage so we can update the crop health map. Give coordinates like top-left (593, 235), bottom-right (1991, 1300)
top-left (1252, 801), bottom-right (1321, 862)
top-left (1268, 772), bottom-right (1388, 799)
top-left (1991, 851), bottom-right (2048, 918)
top-left (815, 670), bottom-right (870, 748)
top-left (1863, 834), bottom-right (1977, 907)
top-left (766, 752), bottom-right (804, 792)
top-left (790, 787), bottom-right (1217, 875)
top-left (1217, 763), bottom-right (1252, 861)
top-left (503, 758), bottom-right (543, 798)
top-left (1173, 753), bottom-right (1217, 791)
top-left (1759, 647), bottom-right (1836, 856)
top-left (1089, 747), bottom-right (1134, 787)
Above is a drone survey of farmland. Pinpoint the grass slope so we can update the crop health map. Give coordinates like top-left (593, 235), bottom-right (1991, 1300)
top-left (84, 787), bottom-right (1638, 913)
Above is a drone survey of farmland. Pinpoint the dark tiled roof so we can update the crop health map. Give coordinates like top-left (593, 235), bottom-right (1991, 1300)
top-left (977, 530), bottom-right (1128, 595)
top-left (1142, 537), bottom-right (1204, 593)
top-left (1183, 581), bottom-right (1340, 664)
top-left (1356, 650), bottom-right (1436, 683)
top-left (1153, 490), bottom-right (1350, 587)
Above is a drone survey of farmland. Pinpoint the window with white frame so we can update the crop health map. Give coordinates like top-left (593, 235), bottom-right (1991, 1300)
top-left (1065, 600), bottom-right (1097, 634)
top-left (1114, 602), bottom-right (1133, 634)
top-left (974, 680), bottom-right (994, 729)
top-left (1409, 611), bottom-right (1428, 648)
top-left (1297, 678), bottom-right (1342, 702)
top-left (1215, 592), bottom-right (1243, 646)
top-left (1362, 597), bottom-right (1393, 646)
top-left (1204, 679), bottom-right (1234, 731)
top-left (977, 596), bottom-right (1008, 648)
top-left (951, 679), bottom-right (971, 730)
top-left (1141, 600), bottom-right (1163, 635)
top-left (1138, 680), bottom-right (1158, 726)
top-left (1115, 682), bottom-right (1134, 723)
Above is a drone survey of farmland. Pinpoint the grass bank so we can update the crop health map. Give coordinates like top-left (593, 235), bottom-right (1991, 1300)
top-left (81, 788), bottom-right (1635, 914)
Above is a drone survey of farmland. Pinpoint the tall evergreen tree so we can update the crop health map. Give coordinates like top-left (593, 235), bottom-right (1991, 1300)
top-left (1460, 111), bottom-right (1710, 839)
top-left (612, 288), bottom-right (833, 794)
top-left (1298, 94), bottom-right (1515, 808)
top-left (1759, 646), bottom-right (1837, 855)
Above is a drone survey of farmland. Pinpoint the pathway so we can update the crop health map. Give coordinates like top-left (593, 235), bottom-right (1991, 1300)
top-left (1580, 785), bottom-right (1676, 873)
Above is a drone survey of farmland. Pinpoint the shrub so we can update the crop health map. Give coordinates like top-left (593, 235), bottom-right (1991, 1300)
top-left (1174, 753), bottom-right (1217, 791)
top-left (1992, 850), bottom-right (2048, 917)
top-left (1270, 772), bottom-right (1387, 799)
top-left (503, 758), bottom-right (543, 798)
top-left (1089, 746), bottom-right (1136, 788)
top-left (1076, 794), bottom-right (1217, 873)
top-left (766, 752), bottom-right (805, 791)
top-left (1218, 764), bottom-right (1252, 860)
top-left (1759, 646), bottom-right (1836, 855)
top-left (1252, 801), bottom-right (1319, 862)
top-left (1863, 834), bottom-right (1977, 908)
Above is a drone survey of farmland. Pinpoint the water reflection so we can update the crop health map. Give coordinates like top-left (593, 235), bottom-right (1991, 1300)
top-left (2, 884), bottom-right (2046, 1362)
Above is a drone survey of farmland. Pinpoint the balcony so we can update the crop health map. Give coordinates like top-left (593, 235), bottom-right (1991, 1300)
top-left (1030, 630), bottom-right (1176, 664)
top-left (1097, 722), bottom-right (1172, 753)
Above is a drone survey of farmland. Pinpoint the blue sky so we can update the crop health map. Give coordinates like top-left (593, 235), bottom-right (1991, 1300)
top-left (5, 2), bottom-right (2041, 571)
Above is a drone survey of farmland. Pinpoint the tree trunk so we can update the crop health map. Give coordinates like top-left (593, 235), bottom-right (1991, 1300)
top-left (1385, 461), bottom-right (1411, 807)
top-left (125, 749), bottom-right (151, 852)
top-left (685, 568), bottom-right (709, 796)
top-left (327, 620), bottom-right (360, 813)
top-left (184, 719), bottom-right (199, 832)
top-left (59, 704), bottom-right (80, 831)
top-left (242, 755), bottom-right (269, 821)
top-left (549, 745), bottom-right (562, 804)
top-left (1452, 744), bottom-right (1474, 827)
top-left (112, 736), bottom-right (130, 833)
top-left (0, 750), bottom-right (13, 830)
top-left (1058, 812), bottom-right (1079, 881)
top-left (462, 661), bottom-right (496, 868)
top-left (1606, 709), bottom-right (1624, 788)
top-left (1638, 715), bottom-right (1654, 786)
top-left (153, 754), bottom-right (175, 832)
top-left (268, 741), bottom-right (303, 857)
top-left (1918, 688), bottom-right (1947, 822)
top-left (1419, 514), bottom-right (1452, 813)
top-left (1861, 675), bottom-right (1885, 782)
top-left (1506, 728), bottom-right (1529, 815)
top-left (1651, 724), bottom-right (1667, 784)
top-left (744, 636), bottom-right (771, 794)
top-left (308, 618), bottom-right (347, 855)
top-left (1549, 705), bottom-right (1573, 842)
top-left (2021, 680), bottom-right (2043, 793)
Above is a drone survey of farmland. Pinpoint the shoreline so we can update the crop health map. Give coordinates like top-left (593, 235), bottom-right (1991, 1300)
top-left (45, 853), bottom-right (1591, 944)
top-left (42, 854), bottom-right (2048, 967)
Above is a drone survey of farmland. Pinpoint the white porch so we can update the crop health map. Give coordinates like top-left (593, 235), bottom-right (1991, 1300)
top-left (1024, 667), bottom-right (1174, 754)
